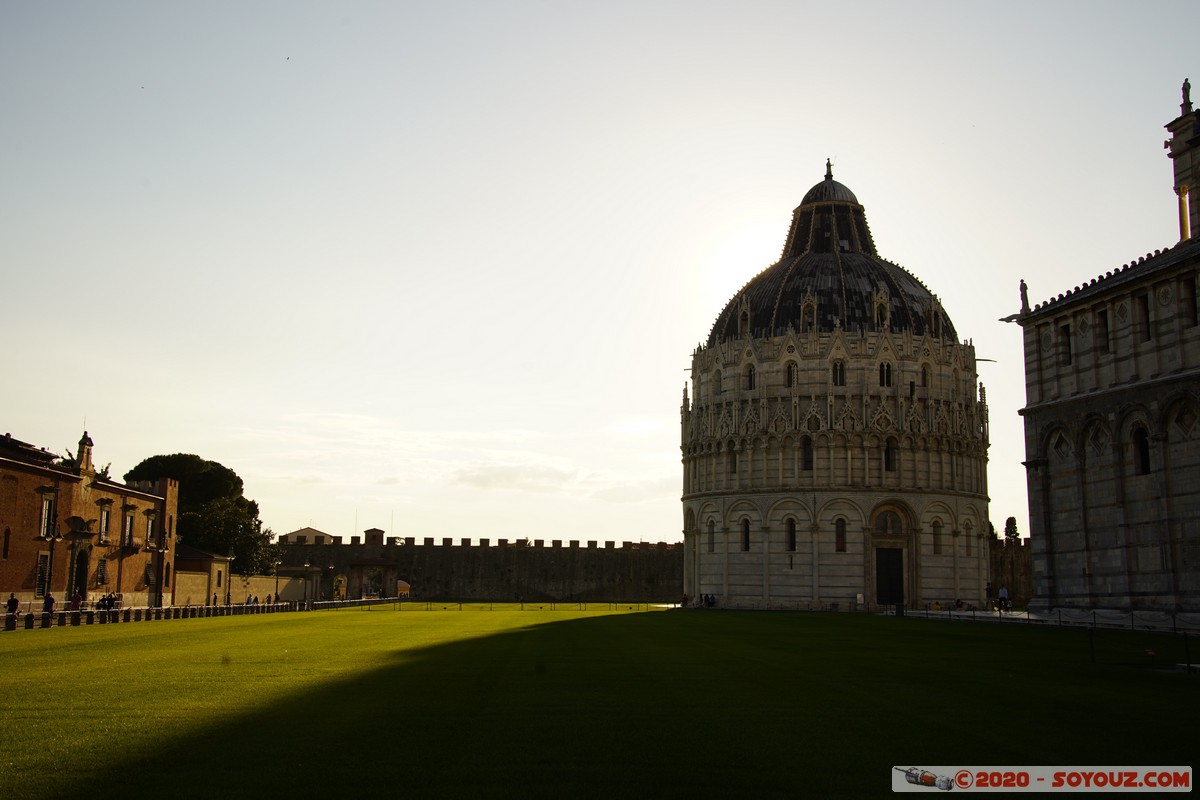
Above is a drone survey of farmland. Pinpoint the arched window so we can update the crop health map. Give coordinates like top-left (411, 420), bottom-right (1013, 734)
top-left (802, 436), bottom-right (814, 471)
top-left (920, 365), bottom-right (929, 387)
top-left (741, 519), bottom-right (751, 552)
top-left (964, 522), bottom-right (973, 556)
top-left (728, 448), bottom-right (737, 474)
top-left (835, 519), bottom-right (847, 553)
top-left (1132, 426), bottom-right (1151, 475)
top-left (786, 362), bottom-right (798, 388)
top-left (831, 361), bottom-right (846, 386)
top-left (786, 519), bottom-right (797, 552)
top-left (879, 362), bottom-right (893, 387)
top-left (744, 364), bottom-right (756, 390)
top-left (713, 371), bottom-right (723, 397)
top-left (739, 310), bottom-right (750, 337)
top-left (932, 520), bottom-right (943, 555)
top-left (884, 438), bottom-right (898, 472)
top-left (707, 520), bottom-right (715, 553)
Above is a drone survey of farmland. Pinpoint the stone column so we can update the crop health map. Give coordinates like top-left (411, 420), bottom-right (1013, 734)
top-left (761, 524), bottom-right (771, 606)
top-left (721, 526), bottom-right (730, 602)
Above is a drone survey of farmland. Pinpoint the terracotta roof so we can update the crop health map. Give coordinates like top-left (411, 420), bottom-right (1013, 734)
top-left (1024, 236), bottom-right (1200, 318)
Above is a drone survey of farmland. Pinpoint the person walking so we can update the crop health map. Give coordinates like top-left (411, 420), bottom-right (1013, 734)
top-left (6, 593), bottom-right (18, 616)
top-left (998, 585), bottom-right (1010, 612)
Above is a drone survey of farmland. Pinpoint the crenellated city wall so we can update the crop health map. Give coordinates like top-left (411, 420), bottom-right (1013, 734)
top-left (278, 537), bottom-right (686, 603)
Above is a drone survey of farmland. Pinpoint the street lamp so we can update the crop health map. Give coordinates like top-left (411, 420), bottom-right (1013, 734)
top-left (303, 561), bottom-right (310, 610)
top-left (273, 560), bottom-right (282, 604)
top-left (38, 531), bottom-right (63, 608)
top-left (37, 488), bottom-right (61, 609)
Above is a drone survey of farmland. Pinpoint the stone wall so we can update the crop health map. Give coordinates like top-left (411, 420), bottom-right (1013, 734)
top-left (278, 539), bottom-right (685, 603)
top-left (174, 570), bottom-right (306, 606)
top-left (988, 538), bottom-right (1033, 608)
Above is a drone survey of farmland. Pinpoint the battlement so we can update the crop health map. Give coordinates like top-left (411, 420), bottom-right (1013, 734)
top-left (274, 527), bottom-right (685, 603)
top-left (278, 531), bottom-right (681, 551)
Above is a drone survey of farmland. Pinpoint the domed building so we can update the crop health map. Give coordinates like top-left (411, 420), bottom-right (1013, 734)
top-left (681, 163), bottom-right (990, 610)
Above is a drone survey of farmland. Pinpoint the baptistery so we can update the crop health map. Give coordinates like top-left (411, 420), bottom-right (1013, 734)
top-left (681, 163), bottom-right (990, 609)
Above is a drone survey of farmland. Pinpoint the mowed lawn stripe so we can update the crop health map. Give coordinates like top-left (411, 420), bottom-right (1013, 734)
top-left (1, 608), bottom-right (1194, 799)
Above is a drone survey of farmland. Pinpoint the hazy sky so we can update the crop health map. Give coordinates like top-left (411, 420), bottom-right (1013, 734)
top-left (2, 1), bottom-right (1195, 543)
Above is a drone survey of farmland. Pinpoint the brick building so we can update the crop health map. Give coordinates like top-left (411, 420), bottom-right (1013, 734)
top-left (0, 430), bottom-right (178, 610)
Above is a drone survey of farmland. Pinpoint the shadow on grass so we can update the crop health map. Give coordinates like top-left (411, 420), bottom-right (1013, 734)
top-left (42, 612), bottom-right (1199, 800)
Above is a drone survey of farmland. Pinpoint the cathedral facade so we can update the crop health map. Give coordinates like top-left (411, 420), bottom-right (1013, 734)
top-left (681, 165), bottom-right (990, 609)
top-left (1017, 83), bottom-right (1200, 613)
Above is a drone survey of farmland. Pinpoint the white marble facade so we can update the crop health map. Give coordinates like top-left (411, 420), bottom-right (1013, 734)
top-left (681, 168), bottom-right (990, 609)
top-left (1018, 87), bottom-right (1200, 612)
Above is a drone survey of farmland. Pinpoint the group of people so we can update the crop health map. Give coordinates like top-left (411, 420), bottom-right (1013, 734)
top-left (206, 593), bottom-right (274, 606)
top-left (8, 590), bottom-right (290, 614)
top-left (930, 598), bottom-right (975, 612)
top-left (5, 591), bottom-right (124, 615)
top-left (680, 593), bottom-right (717, 608)
top-left (94, 593), bottom-right (120, 610)
top-left (986, 582), bottom-right (1013, 611)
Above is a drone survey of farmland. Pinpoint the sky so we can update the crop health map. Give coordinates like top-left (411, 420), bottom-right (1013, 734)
top-left (2, 1), bottom-right (1196, 544)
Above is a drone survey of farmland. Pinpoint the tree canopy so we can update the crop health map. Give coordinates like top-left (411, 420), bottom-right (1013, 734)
top-left (1004, 516), bottom-right (1020, 541)
top-left (125, 454), bottom-right (276, 575)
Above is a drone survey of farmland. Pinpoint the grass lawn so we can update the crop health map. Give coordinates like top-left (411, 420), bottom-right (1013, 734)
top-left (1, 606), bottom-right (1195, 799)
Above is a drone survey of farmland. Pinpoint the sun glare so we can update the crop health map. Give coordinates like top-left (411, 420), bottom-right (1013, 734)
top-left (702, 218), bottom-right (786, 310)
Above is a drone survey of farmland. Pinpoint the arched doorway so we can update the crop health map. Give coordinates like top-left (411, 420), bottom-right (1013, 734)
top-left (72, 549), bottom-right (89, 602)
top-left (870, 506), bottom-right (910, 606)
top-left (875, 548), bottom-right (904, 605)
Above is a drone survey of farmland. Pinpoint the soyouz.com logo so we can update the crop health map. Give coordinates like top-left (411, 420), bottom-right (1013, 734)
top-left (892, 766), bottom-right (1191, 792)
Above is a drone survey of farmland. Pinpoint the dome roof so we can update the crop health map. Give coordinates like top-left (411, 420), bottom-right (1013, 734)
top-left (706, 163), bottom-right (956, 346)
top-left (800, 170), bottom-right (859, 205)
